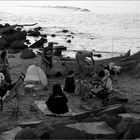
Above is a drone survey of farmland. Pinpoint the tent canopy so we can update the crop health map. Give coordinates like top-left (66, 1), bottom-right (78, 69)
top-left (24, 65), bottom-right (48, 87)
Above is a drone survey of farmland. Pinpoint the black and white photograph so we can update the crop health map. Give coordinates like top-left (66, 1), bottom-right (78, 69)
top-left (0, 0), bottom-right (140, 139)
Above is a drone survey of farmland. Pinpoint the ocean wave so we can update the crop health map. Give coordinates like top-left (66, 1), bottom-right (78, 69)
top-left (45, 6), bottom-right (90, 12)
top-left (18, 5), bottom-right (90, 12)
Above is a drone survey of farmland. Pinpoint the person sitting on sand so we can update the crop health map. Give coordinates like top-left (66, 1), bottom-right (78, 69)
top-left (46, 83), bottom-right (69, 114)
top-left (91, 70), bottom-right (112, 94)
top-left (0, 50), bottom-right (12, 84)
top-left (108, 62), bottom-right (121, 82)
top-left (75, 50), bottom-right (95, 76)
top-left (63, 70), bottom-right (75, 93)
top-left (42, 43), bottom-right (54, 69)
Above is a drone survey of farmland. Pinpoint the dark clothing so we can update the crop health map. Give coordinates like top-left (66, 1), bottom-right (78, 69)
top-left (42, 47), bottom-right (53, 68)
top-left (46, 94), bottom-right (68, 114)
top-left (64, 76), bottom-right (75, 93)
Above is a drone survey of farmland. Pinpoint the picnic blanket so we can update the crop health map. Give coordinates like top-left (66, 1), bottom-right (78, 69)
top-left (66, 121), bottom-right (115, 135)
top-left (34, 100), bottom-right (85, 117)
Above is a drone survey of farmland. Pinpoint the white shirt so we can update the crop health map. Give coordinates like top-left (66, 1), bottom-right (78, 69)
top-left (0, 72), bottom-right (5, 86)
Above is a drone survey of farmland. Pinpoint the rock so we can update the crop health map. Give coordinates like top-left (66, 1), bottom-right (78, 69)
top-left (25, 39), bottom-right (31, 44)
top-left (28, 30), bottom-right (40, 37)
top-left (34, 26), bottom-right (42, 31)
top-left (115, 117), bottom-right (135, 139)
top-left (65, 121), bottom-right (115, 139)
top-left (67, 39), bottom-right (71, 43)
top-left (8, 49), bottom-right (21, 54)
top-left (14, 127), bottom-right (38, 139)
top-left (0, 38), bottom-right (8, 50)
top-left (98, 104), bottom-right (125, 116)
top-left (2, 28), bottom-right (17, 37)
top-left (54, 45), bottom-right (67, 50)
top-left (48, 41), bottom-right (58, 45)
top-left (40, 34), bottom-right (47, 38)
top-left (9, 40), bottom-right (28, 50)
top-left (51, 34), bottom-right (56, 37)
top-left (118, 113), bottom-right (140, 120)
top-left (5, 30), bottom-right (27, 42)
top-left (123, 119), bottom-right (140, 139)
top-left (67, 35), bottom-right (72, 37)
top-left (97, 114), bottom-right (121, 128)
top-left (29, 38), bottom-right (47, 48)
top-left (20, 48), bottom-right (36, 59)
top-left (36, 122), bottom-right (54, 138)
top-left (4, 23), bottom-right (10, 27)
top-left (49, 125), bottom-right (93, 139)
top-left (62, 29), bottom-right (69, 33)
top-left (82, 113), bottom-right (121, 129)
top-left (17, 120), bottom-right (42, 128)
top-left (0, 24), bottom-right (3, 28)
top-left (54, 49), bottom-right (62, 57)
top-left (1, 126), bottom-right (22, 140)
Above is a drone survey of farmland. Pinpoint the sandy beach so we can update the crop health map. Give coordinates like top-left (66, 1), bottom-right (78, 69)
top-left (0, 1), bottom-right (140, 139)
top-left (0, 51), bottom-right (140, 135)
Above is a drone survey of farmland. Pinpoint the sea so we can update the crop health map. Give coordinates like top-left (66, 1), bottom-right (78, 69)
top-left (0, 1), bottom-right (140, 59)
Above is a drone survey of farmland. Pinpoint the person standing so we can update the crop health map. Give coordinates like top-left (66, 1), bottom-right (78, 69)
top-left (75, 50), bottom-right (95, 76)
top-left (63, 70), bottom-right (75, 93)
top-left (0, 50), bottom-right (12, 84)
top-left (42, 42), bottom-right (54, 69)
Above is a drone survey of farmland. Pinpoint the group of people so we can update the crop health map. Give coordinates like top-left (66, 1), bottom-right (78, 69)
top-left (41, 43), bottom-right (97, 77)
top-left (44, 48), bottom-right (122, 114)
top-left (45, 62), bottom-right (120, 114)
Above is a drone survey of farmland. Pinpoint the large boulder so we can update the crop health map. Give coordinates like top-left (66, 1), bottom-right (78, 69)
top-left (5, 30), bottom-right (27, 42)
top-left (9, 40), bottom-right (28, 50)
top-left (47, 125), bottom-right (94, 139)
top-left (14, 127), bottom-right (38, 139)
top-left (83, 113), bottom-right (121, 129)
top-left (115, 117), bottom-right (135, 139)
top-left (20, 48), bottom-right (36, 59)
top-left (123, 120), bottom-right (140, 139)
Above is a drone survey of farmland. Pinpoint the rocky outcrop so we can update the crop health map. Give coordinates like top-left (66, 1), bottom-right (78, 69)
top-left (9, 40), bottom-right (28, 50)
top-left (29, 38), bottom-right (47, 48)
top-left (20, 48), bottom-right (36, 59)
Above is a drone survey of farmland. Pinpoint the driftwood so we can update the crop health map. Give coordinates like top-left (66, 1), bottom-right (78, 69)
top-left (0, 23), bottom-right (38, 34)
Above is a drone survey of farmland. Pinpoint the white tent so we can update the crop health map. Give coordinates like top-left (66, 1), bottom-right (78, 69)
top-left (24, 65), bottom-right (48, 88)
